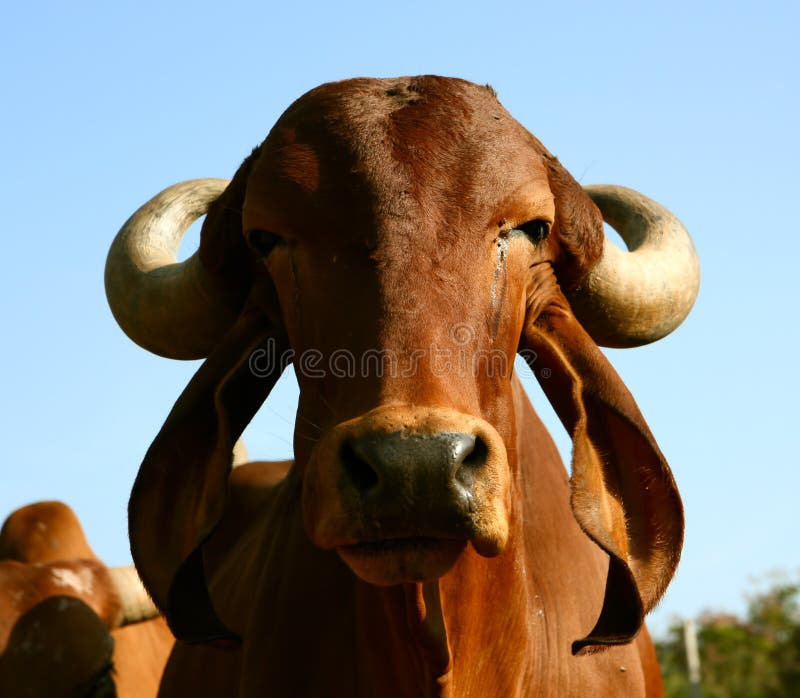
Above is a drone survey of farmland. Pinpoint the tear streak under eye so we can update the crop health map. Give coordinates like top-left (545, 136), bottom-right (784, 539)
top-left (489, 238), bottom-right (508, 340)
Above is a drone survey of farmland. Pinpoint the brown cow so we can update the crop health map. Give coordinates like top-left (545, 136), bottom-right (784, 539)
top-left (0, 501), bottom-right (173, 697)
top-left (105, 76), bottom-right (699, 696)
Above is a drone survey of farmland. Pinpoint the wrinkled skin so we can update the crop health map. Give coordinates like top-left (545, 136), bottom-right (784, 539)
top-left (130, 77), bottom-right (681, 696)
top-left (0, 502), bottom-right (173, 697)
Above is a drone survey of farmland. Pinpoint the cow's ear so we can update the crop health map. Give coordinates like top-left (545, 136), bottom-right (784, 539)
top-left (520, 299), bottom-right (683, 654)
top-left (129, 282), bottom-right (287, 643)
top-left (543, 154), bottom-right (604, 293)
top-left (198, 145), bottom-right (265, 307)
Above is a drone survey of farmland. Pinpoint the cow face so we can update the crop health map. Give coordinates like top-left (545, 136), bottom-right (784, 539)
top-left (0, 503), bottom-right (168, 694)
top-left (0, 503), bottom-right (153, 696)
top-left (114, 76), bottom-right (695, 647)
top-left (239, 77), bottom-right (601, 585)
top-left (0, 594), bottom-right (116, 697)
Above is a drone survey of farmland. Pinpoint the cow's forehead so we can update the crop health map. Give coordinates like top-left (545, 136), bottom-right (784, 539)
top-left (243, 76), bottom-right (551, 244)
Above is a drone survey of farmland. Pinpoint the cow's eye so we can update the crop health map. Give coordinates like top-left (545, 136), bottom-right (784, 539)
top-left (516, 220), bottom-right (550, 245)
top-left (247, 229), bottom-right (282, 257)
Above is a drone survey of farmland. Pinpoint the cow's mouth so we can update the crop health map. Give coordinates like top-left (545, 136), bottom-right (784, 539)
top-left (337, 536), bottom-right (467, 586)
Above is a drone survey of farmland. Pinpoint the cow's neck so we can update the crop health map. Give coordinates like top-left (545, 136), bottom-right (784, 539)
top-left (224, 391), bottom-right (536, 696)
top-left (354, 580), bottom-right (452, 697)
top-left (353, 505), bottom-right (531, 697)
top-left (319, 404), bottom-right (532, 696)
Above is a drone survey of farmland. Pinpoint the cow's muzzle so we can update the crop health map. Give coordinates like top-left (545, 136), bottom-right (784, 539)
top-left (303, 406), bottom-right (510, 586)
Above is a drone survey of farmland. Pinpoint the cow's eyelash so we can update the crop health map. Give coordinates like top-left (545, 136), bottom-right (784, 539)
top-left (497, 220), bottom-right (551, 244)
top-left (515, 220), bottom-right (551, 244)
top-left (247, 229), bottom-right (283, 256)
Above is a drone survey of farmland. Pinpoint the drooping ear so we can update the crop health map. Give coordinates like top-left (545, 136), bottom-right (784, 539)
top-left (543, 154), bottom-right (605, 293)
top-left (198, 144), bottom-right (265, 306)
top-left (520, 299), bottom-right (683, 654)
top-left (129, 280), bottom-right (288, 643)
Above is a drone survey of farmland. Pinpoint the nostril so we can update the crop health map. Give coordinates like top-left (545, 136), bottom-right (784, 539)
top-left (449, 433), bottom-right (476, 465)
top-left (461, 435), bottom-right (488, 468)
top-left (456, 435), bottom-right (488, 492)
top-left (340, 441), bottom-right (379, 493)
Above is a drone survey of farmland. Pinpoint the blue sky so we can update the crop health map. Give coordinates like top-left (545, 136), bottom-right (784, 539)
top-left (2, 1), bottom-right (797, 636)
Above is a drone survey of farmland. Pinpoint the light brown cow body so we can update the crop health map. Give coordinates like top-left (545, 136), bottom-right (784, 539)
top-left (158, 384), bottom-right (662, 697)
top-left (106, 76), bottom-right (700, 697)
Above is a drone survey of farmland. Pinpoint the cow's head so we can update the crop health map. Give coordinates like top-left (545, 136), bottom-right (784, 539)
top-left (0, 502), bottom-right (163, 693)
top-left (107, 77), bottom-right (698, 650)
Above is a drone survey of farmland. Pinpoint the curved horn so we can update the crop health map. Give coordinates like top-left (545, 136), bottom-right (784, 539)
top-left (232, 438), bottom-right (250, 467)
top-left (568, 185), bottom-right (700, 348)
top-left (108, 566), bottom-right (161, 625)
top-left (105, 178), bottom-right (240, 359)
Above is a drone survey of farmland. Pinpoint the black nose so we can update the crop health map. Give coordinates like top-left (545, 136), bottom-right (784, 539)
top-left (339, 431), bottom-right (485, 516)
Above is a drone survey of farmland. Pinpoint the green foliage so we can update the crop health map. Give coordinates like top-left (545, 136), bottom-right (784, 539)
top-left (655, 574), bottom-right (800, 698)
